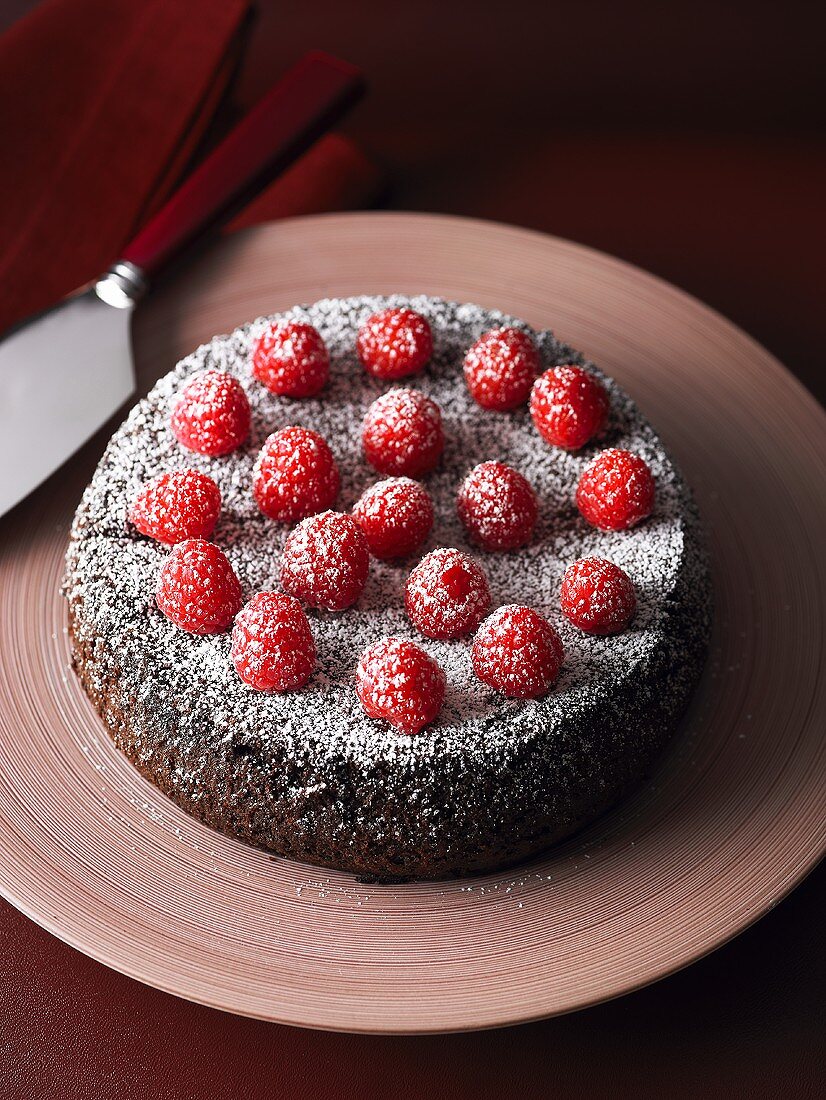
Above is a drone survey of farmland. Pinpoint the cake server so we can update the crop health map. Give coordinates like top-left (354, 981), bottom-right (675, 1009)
top-left (0, 51), bottom-right (363, 518)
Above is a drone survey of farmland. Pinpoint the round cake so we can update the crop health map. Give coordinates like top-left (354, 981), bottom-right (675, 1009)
top-left (64, 295), bottom-right (711, 881)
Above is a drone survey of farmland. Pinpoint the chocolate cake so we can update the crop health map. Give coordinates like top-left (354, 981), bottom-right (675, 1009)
top-left (64, 295), bottom-right (711, 881)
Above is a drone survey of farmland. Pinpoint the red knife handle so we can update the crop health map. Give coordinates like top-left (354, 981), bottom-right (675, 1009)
top-left (120, 51), bottom-right (364, 279)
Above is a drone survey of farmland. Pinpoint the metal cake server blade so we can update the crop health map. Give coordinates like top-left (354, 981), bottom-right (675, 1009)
top-left (0, 271), bottom-right (138, 516)
top-left (0, 51), bottom-right (363, 518)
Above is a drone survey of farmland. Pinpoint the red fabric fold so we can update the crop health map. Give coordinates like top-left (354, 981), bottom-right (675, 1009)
top-left (227, 132), bottom-right (383, 232)
top-left (0, 0), bottom-right (251, 332)
top-left (0, 0), bottom-right (380, 335)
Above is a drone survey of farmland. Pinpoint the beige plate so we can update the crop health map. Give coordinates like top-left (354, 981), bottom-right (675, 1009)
top-left (1, 214), bottom-right (824, 1033)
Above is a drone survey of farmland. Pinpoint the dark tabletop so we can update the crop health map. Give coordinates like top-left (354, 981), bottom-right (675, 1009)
top-left (1, 2), bottom-right (824, 1097)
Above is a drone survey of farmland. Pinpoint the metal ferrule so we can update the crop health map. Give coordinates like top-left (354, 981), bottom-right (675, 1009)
top-left (94, 261), bottom-right (148, 308)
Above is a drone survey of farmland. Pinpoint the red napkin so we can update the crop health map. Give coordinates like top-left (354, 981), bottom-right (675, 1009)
top-left (228, 132), bottom-right (382, 233)
top-left (0, 0), bottom-right (380, 335)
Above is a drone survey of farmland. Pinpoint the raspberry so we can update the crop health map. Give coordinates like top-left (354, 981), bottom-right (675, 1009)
top-left (353, 477), bottom-right (434, 560)
top-left (463, 327), bottom-right (540, 411)
top-left (560, 557), bottom-right (636, 635)
top-left (253, 426), bottom-right (340, 524)
top-left (456, 461), bottom-right (537, 551)
top-left (231, 592), bottom-right (316, 692)
top-left (251, 320), bottom-right (329, 398)
top-left (405, 547), bottom-right (491, 640)
top-left (362, 388), bottom-right (444, 478)
top-left (530, 364), bottom-right (609, 451)
top-left (357, 308), bottom-right (433, 380)
top-left (355, 637), bottom-right (445, 735)
top-left (128, 469), bottom-right (221, 545)
top-left (280, 511), bottom-right (369, 611)
top-left (576, 448), bottom-right (655, 531)
top-left (171, 370), bottom-right (250, 456)
top-left (155, 539), bottom-right (242, 634)
top-left (472, 605), bottom-right (564, 699)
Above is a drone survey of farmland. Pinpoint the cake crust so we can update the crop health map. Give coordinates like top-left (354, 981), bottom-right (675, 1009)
top-left (64, 296), bottom-right (711, 880)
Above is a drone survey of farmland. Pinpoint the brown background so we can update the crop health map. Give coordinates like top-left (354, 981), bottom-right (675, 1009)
top-left (1, 1), bottom-right (824, 1096)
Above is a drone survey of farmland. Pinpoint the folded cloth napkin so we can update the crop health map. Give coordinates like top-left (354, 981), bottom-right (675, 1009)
top-left (0, 0), bottom-right (380, 335)
top-left (228, 132), bottom-right (382, 232)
